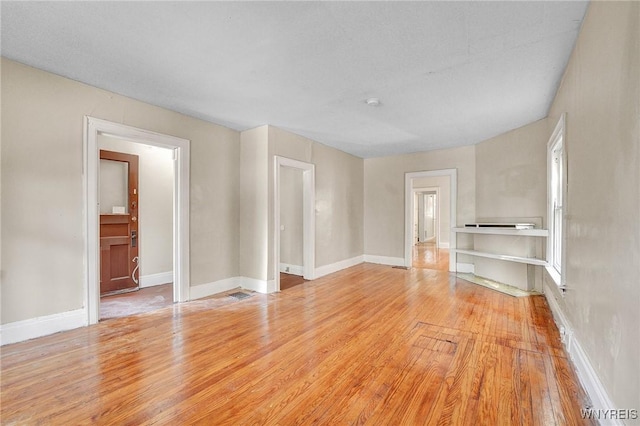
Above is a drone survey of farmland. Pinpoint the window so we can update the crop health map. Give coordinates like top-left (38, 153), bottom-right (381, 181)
top-left (547, 114), bottom-right (566, 286)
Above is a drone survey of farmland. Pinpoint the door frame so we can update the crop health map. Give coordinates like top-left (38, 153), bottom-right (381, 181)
top-left (273, 156), bottom-right (315, 291)
top-left (84, 117), bottom-right (190, 324)
top-left (404, 169), bottom-right (456, 271)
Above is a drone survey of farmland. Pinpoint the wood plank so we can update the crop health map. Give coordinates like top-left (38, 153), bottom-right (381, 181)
top-left (0, 263), bottom-right (592, 424)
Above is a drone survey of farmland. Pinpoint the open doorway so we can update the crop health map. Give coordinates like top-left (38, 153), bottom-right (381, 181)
top-left (98, 136), bottom-right (175, 320)
top-left (273, 156), bottom-right (315, 292)
top-left (405, 169), bottom-right (456, 271)
top-left (278, 166), bottom-right (305, 290)
top-left (84, 117), bottom-right (190, 325)
top-left (414, 189), bottom-right (439, 247)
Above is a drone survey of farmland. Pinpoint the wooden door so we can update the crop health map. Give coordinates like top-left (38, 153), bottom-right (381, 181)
top-left (99, 150), bottom-right (139, 296)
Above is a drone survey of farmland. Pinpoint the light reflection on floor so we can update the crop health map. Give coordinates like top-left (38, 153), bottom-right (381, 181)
top-left (412, 242), bottom-right (449, 271)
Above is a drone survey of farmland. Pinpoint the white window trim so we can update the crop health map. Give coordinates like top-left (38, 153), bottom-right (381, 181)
top-left (546, 113), bottom-right (567, 289)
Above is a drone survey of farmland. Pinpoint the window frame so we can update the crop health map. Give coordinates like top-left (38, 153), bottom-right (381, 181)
top-left (547, 114), bottom-right (567, 288)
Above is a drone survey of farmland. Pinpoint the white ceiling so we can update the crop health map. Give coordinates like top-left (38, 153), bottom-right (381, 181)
top-left (1, 1), bottom-right (588, 158)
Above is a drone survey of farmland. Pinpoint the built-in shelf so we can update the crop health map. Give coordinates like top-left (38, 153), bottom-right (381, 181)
top-left (453, 223), bottom-right (548, 291)
top-left (454, 249), bottom-right (548, 266)
top-left (452, 227), bottom-right (548, 237)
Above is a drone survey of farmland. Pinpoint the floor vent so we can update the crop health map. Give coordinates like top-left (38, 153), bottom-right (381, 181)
top-left (229, 292), bottom-right (252, 300)
top-left (392, 266), bottom-right (409, 270)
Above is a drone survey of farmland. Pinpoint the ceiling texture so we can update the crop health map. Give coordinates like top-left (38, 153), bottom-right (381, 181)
top-left (1, 1), bottom-right (589, 158)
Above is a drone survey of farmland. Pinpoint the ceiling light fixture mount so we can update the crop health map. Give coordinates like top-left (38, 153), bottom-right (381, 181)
top-left (366, 97), bottom-right (381, 107)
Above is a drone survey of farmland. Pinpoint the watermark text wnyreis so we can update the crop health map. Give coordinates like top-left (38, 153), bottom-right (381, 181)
top-left (580, 408), bottom-right (638, 421)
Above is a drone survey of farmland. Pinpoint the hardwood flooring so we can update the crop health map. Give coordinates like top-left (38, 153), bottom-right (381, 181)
top-left (413, 242), bottom-right (450, 271)
top-left (280, 272), bottom-right (306, 290)
top-left (1, 263), bottom-right (593, 425)
top-left (100, 283), bottom-right (174, 320)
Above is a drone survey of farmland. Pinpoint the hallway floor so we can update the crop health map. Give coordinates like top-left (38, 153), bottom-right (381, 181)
top-left (412, 242), bottom-right (449, 271)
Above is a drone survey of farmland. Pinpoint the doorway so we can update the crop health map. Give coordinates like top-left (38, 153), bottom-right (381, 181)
top-left (279, 166), bottom-right (305, 290)
top-left (414, 189), bottom-right (439, 246)
top-left (99, 150), bottom-right (140, 296)
top-left (273, 156), bottom-right (315, 292)
top-left (405, 169), bottom-right (456, 271)
top-left (84, 117), bottom-right (190, 325)
top-left (98, 137), bottom-right (176, 320)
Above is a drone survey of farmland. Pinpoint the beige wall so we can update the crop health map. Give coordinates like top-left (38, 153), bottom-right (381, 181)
top-left (280, 166), bottom-right (303, 268)
top-left (268, 126), bottom-right (364, 278)
top-left (364, 145), bottom-right (475, 259)
top-left (545, 2), bottom-right (640, 410)
top-left (239, 125), bottom-right (364, 282)
top-left (1, 59), bottom-right (240, 324)
top-left (99, 135), bottom-right (174, 277)
top-left (475, 119), bottom-right (548, 221)
top-left (239, 126), bottom-right (269, 281)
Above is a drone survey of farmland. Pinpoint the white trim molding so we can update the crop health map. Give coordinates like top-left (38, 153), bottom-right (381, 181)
top-left (455, 263), bottom-right (475, 274)
top-left (274, 156), bottom-right (316, 292)
top-left (190, 277), bottom-right (243, 300)
top-left (1, 309), bottom-right (86, 346)
top-left (546, 113), bottom-right (567, 289)
top-left (544, 284), bottom-right (621, 425)
top-left (363, 255), bottom-right (405, 267)
top-left (140, 271), bottom-right (174, 288)
top-left (315, 255), bottom-right (364, 278)
top-left (84, 117), bottom-right (190, 325)
top-left (280, 263), bottom-right (304, 276)
top-left (241, 277), bottom-right (271, 294)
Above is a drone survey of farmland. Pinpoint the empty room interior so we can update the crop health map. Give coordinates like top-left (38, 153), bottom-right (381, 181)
top-left (1, 1), bottom-right (639, 424)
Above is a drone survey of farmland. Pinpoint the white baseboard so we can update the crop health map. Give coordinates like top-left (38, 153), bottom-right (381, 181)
top-left (363, 255), bottom-right (405, 267)
top-left (1, 309), bottom-right (87, 346)
top-left (280, 263), bottom-right (304, 276)
top-left (140, 271), bottom-right (173, 288)
top-left (241, 277), bottom-right (270, 294)
top-left (456, 263), bottom-right (475, 273)
top-left (544, 284), bottom-right (622, 425)
top-left (439, 242), bottom-right (450, 249)
top-left (315, 255), bottom-right (364, 278)
top-left (190, 277), bottom-right (242, 300)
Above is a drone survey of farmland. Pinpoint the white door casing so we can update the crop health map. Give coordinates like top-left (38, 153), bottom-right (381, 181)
top-left (274, 156), bottom-right (315, 291)
top-left (84, 117), bottom-right (190, 324)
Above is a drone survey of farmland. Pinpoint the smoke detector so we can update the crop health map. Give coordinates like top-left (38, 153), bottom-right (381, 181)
top-left (365, 97), bottom-right (381, 107)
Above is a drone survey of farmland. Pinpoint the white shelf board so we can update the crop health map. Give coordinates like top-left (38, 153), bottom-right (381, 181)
top-left (452, 227), bottom-right (548, 237)
top-left (454, 249), bottom-right (548, 266)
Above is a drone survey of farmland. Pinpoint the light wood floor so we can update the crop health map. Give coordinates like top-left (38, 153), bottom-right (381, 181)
top-left (413, 242), bottom-right (450, 271)
top-left (280, 272), bottom-right (306, 290)
top-left (1, 263), bottom-right (592, 425)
